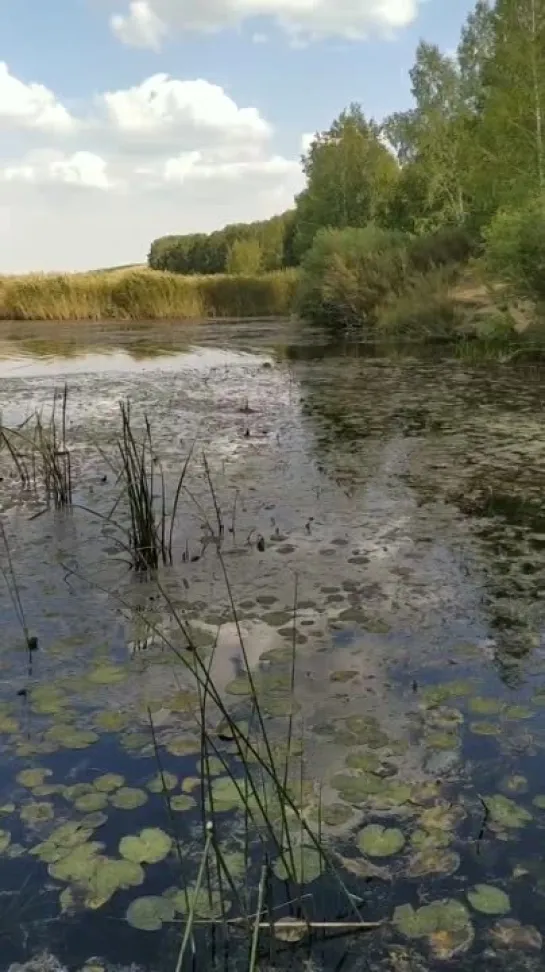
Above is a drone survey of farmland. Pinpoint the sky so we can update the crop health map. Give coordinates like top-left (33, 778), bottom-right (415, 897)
top-left (0, 0), bottom-right (477, 272)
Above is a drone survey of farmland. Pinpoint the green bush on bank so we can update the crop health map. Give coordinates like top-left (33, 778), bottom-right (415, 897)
top-left (0, 268), bottom-right (299, 321)
top-left (296, 226), bottom-right (410, 329)
top-left (482, 195), bottom-right (545, 303)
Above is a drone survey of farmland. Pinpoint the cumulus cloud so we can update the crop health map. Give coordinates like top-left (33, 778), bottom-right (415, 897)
top-left (0, 62), bottom-right (77, 134)
top-left (110, 0), bottom-right (422, 47)
top-left (0, 65), bottom-right (304, 272)
top-left (2, 150), bottom-right (115, 189)
top-left (98, 73), bottom-right (271, 152)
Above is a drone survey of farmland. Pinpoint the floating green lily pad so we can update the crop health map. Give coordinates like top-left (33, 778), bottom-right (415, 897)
top-left (46, 727), bottom-right (99, 750)
top-left (169, 886), bottom-right (226, 919)
top-left (88, 664), bottom-right (127, 686)
top-left (484, 794), bottom-right (532, 829)
top-left (20, 801), bottom-right (54, 825)
top-left (420, 803), bottom-right (465, 833)
top-left (393, 898), bottom-right (474, 958)
top-left (119, 827), bottom-right (172, 864)
top-left (344, 750), bottom-right (384, 773)
top-left (274, 845), bottom-right (324, 884)
top-left (147, 772), bottom-right (177, 793)
top-left (0, 830), bottom-right (11, 853)
top-left (467, 884), bottom-right (511, 915)
top-left (425, 732), bottom-right (460, 752)
top-left (110, 787), bottom-right (148, 810)
top-left (197, 758), bottom-right (224, 777)
top-left (94, 711), bottom-right (130, 732)
top-left (504, 705), bottom-right (534, 721)
top-left (468, 697), bottom-right (503, 716)
top-left (94, 773), bottom-right (125, 793)
top-left (80, 812), bottom-right (108, 830)
top-left (411, 828), bottom-right (452, 850)
top-left (170, 795), bottom-right (196, 812)
top-left (532, 795), bottom-right (545, 809)
top-left (126, 895), bottom-right (175, 931)
top-left (16, 768), bottom-right (52, 789)
top-left (469, 721), bottom-right (501, 736)
top-left (358, 824), bottom-right (404, 858)
top-left (74, 792), bottom-right (109, 813)
top-left (49, 841), bottom-right (104, 882)
top-left (32, 783), bottom-right (64, 797)
top-left (164, 737), bottom-right (200, 757)
top-left (309, 803), bottom-right (354, 827)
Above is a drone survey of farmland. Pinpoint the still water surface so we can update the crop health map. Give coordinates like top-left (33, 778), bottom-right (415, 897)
top-left (1, 320), bottom-right (545, 972)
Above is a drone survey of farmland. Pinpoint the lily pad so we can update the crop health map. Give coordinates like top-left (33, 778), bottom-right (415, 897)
top-left (0, 830), bottom-right (11, 853)
top-left (49, 841), bottom-right (104, 882)
top-left (394, 898), bottom-right (474, 956)
top-left (469, 721), bottom-right (501, 736)
top-left (126, 895), bottom-right (175, 931)
top-left (504, 705), bottom-right (534, 720)
top-left (16, 768), bottom-right (52, 789)
top-left (94, 773), bottom-right (125, 793)
top-left (147, 772), bottom-right (177, 793)
top-left (420, 802), bottom-right (465, 833)
top-left (110, 787), bottom-right (148, 810)
top-left (344, 750), bottom-right (383, 773)
top-left (358, 824), bottom-right (405, 858)
top-left (87, 664), bottom-right (127, 686)
top-left (46, 727), bottom-right (99, 750)
top-left (468, 697), bottom-right (503, 716)
top-left (532, 795), bottom-right (545, 809)
top-left (169, 886), bottom-right (226, 919)
top-left (119, 827), bottom-right (172, 864)
top-left (170, 795), bottom-right (196, 812)
top-left (411, 828), bottom-right (452, 850)
top-left (80, 812), bottom-right (108, 830)
top-left (74, 792), bottom-right (109, 813)
top-left (94, 711), bottom-right (130, 732)
top-left (164, 737), bottom-right (200, 757)
top-left (484, 794), bottom-right (532, 829)
top-left (274, 845), bottom-right (324, 884)
top-left (467, 884), bottom-right (510, 915)
top-left (20, 801), bottom-right (54, 825)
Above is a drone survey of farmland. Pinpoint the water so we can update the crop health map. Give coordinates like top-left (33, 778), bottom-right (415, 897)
top-left (1, 319), bottom-right (545, 971)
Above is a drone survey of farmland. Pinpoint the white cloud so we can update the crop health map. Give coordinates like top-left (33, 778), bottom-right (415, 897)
top-left (2, 150), bottom-right (115, 189)
top-left (0, 62), bottom-right (77, 134)
top-left (110, 0), bottom-right (167, 49)
top-left (300, 132), bottom-right (315, 153)
top-left (110, 0), bottom-right (422, 47)
top-left (0, 65), bottom-right (304, 272)
top-left (98, 74), bottom-right (271, 151)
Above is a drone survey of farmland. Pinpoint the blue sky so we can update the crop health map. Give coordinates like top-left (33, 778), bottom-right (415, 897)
top-left (0, 0), bottom-right (478, 271)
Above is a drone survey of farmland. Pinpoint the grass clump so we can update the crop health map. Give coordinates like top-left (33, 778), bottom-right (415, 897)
top-left (0, 267), bottom-right (298, 322)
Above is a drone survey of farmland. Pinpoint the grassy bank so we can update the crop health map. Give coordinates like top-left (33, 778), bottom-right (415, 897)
top-left (0, 267), bottom-right (299, 321)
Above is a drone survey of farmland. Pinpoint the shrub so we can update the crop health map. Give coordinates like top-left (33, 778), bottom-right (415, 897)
top-left (407, 225), bottom-right (477, 274)
top-left (482, 195), bottom-right (545, 302)
top-left (296, 226), bottom-right (410, 329)
top-left (376, 269), bottom-right (467, 340)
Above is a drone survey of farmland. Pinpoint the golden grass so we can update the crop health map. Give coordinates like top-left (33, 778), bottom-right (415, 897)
top-left (0, 267), bottom-right (299, 321)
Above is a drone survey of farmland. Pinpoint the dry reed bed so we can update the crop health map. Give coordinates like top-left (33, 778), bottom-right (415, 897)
top-left (0, 268), bottom-right (299, 321)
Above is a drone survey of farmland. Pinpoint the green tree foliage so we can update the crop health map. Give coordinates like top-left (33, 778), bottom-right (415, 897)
top-left (483, 194), bottom-right (545, 299)
top-left (148, 212), bottom-right (294, 275)
top-left (226, 238), bottom-right (263, 275)
top-left (292, 105), bottom-right (399, 258)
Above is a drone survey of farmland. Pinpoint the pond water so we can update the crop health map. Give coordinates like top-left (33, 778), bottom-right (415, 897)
top-left (1, 319), bottom-right (545, 972)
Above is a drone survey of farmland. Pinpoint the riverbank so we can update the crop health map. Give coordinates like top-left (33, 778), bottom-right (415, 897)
top-left (0, 267), bottom-right (298, 321)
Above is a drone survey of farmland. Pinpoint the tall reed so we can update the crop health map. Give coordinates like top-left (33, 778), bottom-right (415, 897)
top-left (0, 268), bottom-right (298, 321)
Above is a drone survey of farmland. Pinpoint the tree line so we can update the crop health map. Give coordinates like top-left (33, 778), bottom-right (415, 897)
top-left (149, 0), bottom-right (545, 278)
